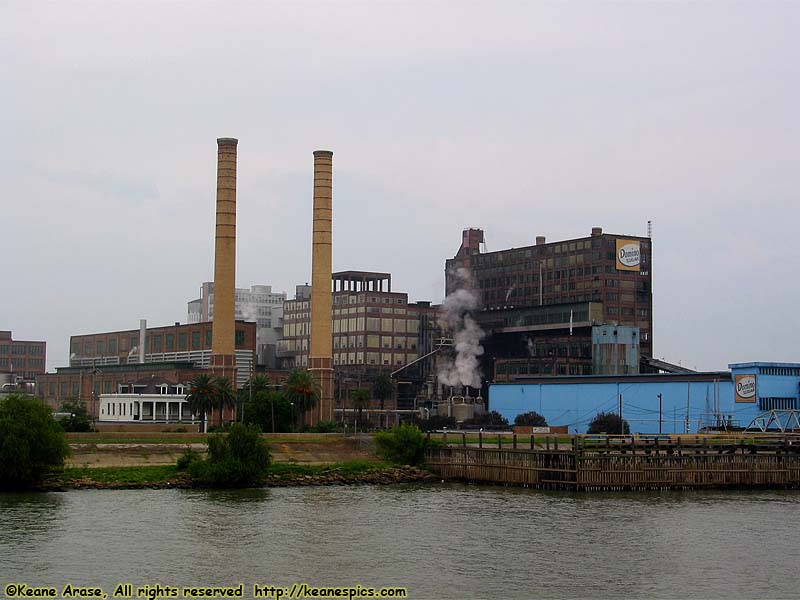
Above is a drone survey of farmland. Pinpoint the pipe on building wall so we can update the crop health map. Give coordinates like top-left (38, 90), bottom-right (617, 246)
top-left (139, 319), bottom-right (146, 364)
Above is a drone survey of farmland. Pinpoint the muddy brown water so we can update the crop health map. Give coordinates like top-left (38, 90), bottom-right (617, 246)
top-left (1, 485), bottom-right (798, 599)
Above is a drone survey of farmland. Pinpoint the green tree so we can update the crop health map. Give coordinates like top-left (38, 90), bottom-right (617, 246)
top-left (0, 393), bottom-right (70, 488)
top-left (514, 411), bottom-right (548, 427)
top-left (350, 389), bottom-right (371, 431)
top-left (375, 423), bottom-right (432, 466)
top-left (462, 410), bottom-right (510, 430)
top-left (284, 369), bottom-right (320, 427)
top-left (587, 412), bottom-right (630, 435)
top-left (186, 374), bottom-right (216, 432)
top-left (242, 374), bottom-right (272, 397)
top-left (58, 398), bottom-right (93, 432)
top-left (242, 390), bottom-right (293, 433)
top-left (415, 415), bottom-right (457, 431)
top-left (372, 374), bottom-right (394, 428)
top-left (188, 422), bottom-right (271, 487)
top-left (214, 376), bottom-right (236, 428)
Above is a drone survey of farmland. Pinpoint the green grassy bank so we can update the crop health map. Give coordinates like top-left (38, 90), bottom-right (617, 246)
top-left (42, 459), bottom-right (431, 490)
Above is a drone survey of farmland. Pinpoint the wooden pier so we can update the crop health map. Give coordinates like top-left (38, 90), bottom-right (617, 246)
top-left (426, 434), bottom-right (800, 491)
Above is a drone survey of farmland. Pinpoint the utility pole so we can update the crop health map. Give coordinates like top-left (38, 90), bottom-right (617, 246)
top-left (658, 393), bottom-right (663, 434)
top-left (539, 262), bottom-right (543, 306)
top-left (619, 393), bottom-right (623, 434)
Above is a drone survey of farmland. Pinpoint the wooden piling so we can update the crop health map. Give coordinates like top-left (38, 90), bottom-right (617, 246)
top-left (426, 434), bottom-right (800, 492)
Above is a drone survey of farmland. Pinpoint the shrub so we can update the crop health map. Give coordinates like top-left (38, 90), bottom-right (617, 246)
top-left (176, 448), bottom-right (202, 470)
top-left (461, 411), bottom-right (510, 430)
top-left (189, 423), bottom-right (271, 487)
top-left (308, 420), bottom-right (339, 433)
top-left (514, 411), bottom-right (547, 427)
top-left (57, 398), bottom-right (93, 432)
top-left (375, 423), bottom-right (432, 466)
top-left (415, 415), bottom-right (456, 431)
top-left (587, 412), bottom-right (630, 434)
top-left (0, 394), bottom-right (70, 488)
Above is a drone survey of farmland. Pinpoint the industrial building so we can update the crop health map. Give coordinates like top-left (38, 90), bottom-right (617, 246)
top-left (0, 330), bottom-right (46, 381)
top-left (64, 319), bottom-right (256, 381)
top-left (35, 361), bottom-right (205, 420)
top-left (277, 270), bottom-right (441, 412)
top-left (444, 227), bottom-right (652, 383)
top-left (188, 281), bottom-right (286, 368)
top-left (490, 362), bottom-right (800, 434)
top-left (36, 319), bottom-right (257, 418)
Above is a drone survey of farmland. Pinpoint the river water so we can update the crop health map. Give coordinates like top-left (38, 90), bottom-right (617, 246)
top-left (1, 484), bottom-right (798, 599)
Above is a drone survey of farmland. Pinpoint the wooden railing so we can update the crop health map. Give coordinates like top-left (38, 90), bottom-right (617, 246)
top-left (426, 434), bottom-right (800, 491)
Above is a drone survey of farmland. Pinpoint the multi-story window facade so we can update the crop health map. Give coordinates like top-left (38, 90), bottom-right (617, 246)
top-left (0, 330), bottom-right (46, 380)
top-left (278, 271), bottom-right (436, 371)
top-left (65, 320), bottom-right (256, 389)
top-left (445, 227), bottom-right (653, 380)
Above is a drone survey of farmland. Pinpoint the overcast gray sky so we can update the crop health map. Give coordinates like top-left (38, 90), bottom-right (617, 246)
top-left (2, 1), bottom-right (798, 372)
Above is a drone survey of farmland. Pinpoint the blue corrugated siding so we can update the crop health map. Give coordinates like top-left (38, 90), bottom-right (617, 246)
top-left (491, 379), bottom-right (744, 433)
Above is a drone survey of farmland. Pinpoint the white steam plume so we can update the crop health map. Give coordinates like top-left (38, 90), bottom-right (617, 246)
top-left (437, 269), bottom-right (485, 389)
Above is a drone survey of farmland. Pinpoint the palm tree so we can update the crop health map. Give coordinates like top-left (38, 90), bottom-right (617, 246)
top-left (372, 374), bottom-right (394, 428)
top-left (214, 376), bottom-right (236, 427)
top-left (186, 374), bottom-right (216, 433)
top-left (350, 389), bottom-right (371, 432)
top-left (284, 369), bottom-right (320, 428)
top-left (245, 374), bottom-right (272, 395)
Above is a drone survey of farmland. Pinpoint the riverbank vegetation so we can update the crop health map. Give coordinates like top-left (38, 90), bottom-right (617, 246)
top-left (375, 423), bottom-right (439, 466)
top-left (0, 393), bottom-right (70, 489)
top-left (42, 459), bottom-right (432, 490)
top-left (185, 423), bottom-right (271, 487)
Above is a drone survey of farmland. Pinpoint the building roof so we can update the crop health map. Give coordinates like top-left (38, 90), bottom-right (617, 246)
top-left (53, 361), bottom-right (197, 374)
top-left (729, 362), bottom-right (800, 369)
top-left (333, 270), bottom-right (391, 280)
top-left (494, 371), bottom-right (732, 386)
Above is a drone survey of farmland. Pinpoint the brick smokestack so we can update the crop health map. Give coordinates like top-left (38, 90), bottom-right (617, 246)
top-left (308, 150), bottom-right (334, 425)
top-left (210, 138), bottom-right (238, 422)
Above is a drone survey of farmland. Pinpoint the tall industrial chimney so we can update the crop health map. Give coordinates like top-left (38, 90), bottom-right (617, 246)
top-left (308, 150), bottom-right (334, 426)
top-left (210, 137), bottom-right (238, 423)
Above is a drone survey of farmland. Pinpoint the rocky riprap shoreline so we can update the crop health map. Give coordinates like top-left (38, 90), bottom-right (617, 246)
top-left (36, 466), bottom-right (436, 491)
top-left (265, 466), bottom-right (436, 487)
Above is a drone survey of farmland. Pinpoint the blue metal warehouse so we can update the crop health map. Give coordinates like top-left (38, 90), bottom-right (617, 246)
top-left (490, 362), bottom-right (800, 434)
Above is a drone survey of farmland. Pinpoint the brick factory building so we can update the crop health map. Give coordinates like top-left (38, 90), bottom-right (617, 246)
top-left (277, 271), bottom-right (440, 412)
top-left (445, 227), bottom-right (653, 383)
top-left (0, 330), bottom-right (46, 381)
top-left (35, 361), bottom-right (204, 420)
top-left (36, 320), bottom-right (257, 418)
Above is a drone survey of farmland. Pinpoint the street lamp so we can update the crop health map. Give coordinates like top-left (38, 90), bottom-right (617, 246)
top-left (658, 393), bottom-right (663, 434)
top-left (268, 383), bottom-right (283, 434)
top-left (290, 401), bottom-right (295, 433)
